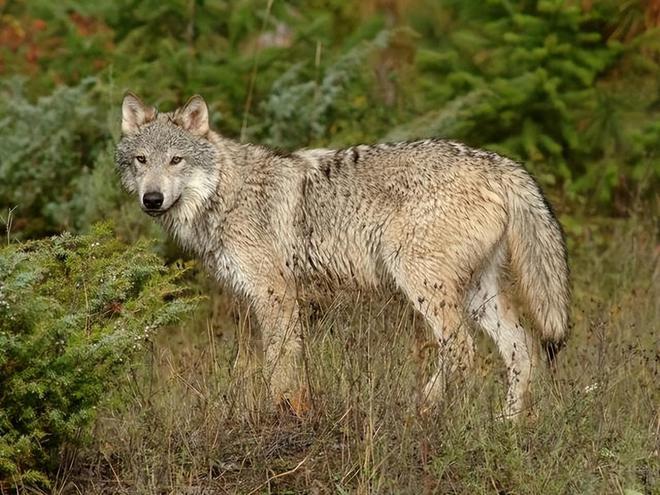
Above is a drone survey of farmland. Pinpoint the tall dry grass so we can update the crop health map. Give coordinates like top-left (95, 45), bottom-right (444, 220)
top-left (59, 212), bottom-right (657, 494)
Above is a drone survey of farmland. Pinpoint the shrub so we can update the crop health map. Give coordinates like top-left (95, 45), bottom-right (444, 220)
top-left (389, 0), bottom-right (660, 207)
top-left (0, 78), bottom-right (110, 237)
top-left (257, 30), bottom-right (391, 149)
top-left (0, 224), bottom-right (197, 489)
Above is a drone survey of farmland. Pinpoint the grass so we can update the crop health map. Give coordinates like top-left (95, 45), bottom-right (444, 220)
top-left (56, 212), bottom-right (657, 494)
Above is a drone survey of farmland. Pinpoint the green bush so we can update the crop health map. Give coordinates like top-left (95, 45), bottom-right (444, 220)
top-left (381, 0), bottom-right (658, 206)
top-left (2, 0), bottom-right (657, 222)
top-left (0, 224), bottom-right (196, 488)
top-left (0, 78), bottom-right (110, 237)
top-left (257, 30), bottom-right (391, 149)
top-left (394, 1), bottom-right (624, 188)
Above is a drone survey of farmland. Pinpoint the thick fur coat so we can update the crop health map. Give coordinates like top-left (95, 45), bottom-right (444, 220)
top-left (116, 93), bottom-right (570, 417)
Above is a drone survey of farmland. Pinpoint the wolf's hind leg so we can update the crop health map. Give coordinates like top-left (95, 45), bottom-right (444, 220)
top-left (467, 249), bottom-right (538, 418)
top-left (394, 269), bottom-right (474, 406)
top-left (419, 293), bottom-right (474, 406)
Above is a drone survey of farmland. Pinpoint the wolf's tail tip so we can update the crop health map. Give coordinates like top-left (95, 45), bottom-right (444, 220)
top-left (542, 339), bottom-right (566, 369)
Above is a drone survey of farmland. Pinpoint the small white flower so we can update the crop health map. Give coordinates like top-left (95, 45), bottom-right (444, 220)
top-left (584, 382), bottom-right (600, 393)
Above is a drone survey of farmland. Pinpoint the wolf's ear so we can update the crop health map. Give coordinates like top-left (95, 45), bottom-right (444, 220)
top-left (176, 95), bottom-right (209, 136)
top-left (121, 92), bottom-right (156, 135)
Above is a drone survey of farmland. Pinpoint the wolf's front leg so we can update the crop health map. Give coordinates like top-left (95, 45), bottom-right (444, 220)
top-left (252, 288), bottom-right (307, 415)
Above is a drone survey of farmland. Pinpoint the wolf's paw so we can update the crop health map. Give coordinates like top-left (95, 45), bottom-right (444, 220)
top-left (276, 388), bottom-right (310, 418)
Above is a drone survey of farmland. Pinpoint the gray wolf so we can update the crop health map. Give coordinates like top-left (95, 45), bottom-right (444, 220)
top-left (115, 92), bottom-right (570, 418)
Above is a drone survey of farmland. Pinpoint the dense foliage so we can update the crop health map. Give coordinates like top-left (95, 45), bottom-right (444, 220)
top-left (400, 2), bottom-right (622, 188)
top-left (0, 225), bottom-right (196, 487)
top-left (0, 78), bottom-right (112, 237)
top-left (1, 0), bottom-right (658, 238)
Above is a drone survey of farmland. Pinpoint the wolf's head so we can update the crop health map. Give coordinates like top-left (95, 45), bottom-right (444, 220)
top-left (115, 93), bottom-right (218, 218)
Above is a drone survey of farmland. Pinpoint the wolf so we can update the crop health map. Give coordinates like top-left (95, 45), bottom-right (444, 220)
top-left (115, 92), bottom-right (570, 418)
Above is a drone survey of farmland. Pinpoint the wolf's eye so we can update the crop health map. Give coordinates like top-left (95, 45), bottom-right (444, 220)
top-left (136, 155), bottom-right (146, 164)
top-left (170, 156), bottom-right (182, 165)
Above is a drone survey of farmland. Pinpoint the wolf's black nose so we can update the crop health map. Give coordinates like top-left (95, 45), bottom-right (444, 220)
top-left (142, 191), bottom-right (164, 209)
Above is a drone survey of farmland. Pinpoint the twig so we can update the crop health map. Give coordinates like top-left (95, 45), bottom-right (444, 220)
top-left (246, 455), bottom-right (310, 495)
top-left (3, 206), bottom-right (17, 245)
top-left (245, 407), bottom-right (352, 494)
top-left (240, 0), bottom-right (275, 142)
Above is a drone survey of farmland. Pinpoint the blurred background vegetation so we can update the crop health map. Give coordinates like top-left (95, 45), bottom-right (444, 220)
top-left (1, 0), bottom-right (658, 240)
top-left (0, 0), bottom-right (658, 492)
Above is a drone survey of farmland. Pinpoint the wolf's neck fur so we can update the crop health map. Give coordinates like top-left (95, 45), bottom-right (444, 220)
top-left (157, 131), bottom-right (257, 263)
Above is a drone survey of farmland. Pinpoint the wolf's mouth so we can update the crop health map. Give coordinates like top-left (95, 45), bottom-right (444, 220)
top-left (144, 209), bottom-right (166, 217)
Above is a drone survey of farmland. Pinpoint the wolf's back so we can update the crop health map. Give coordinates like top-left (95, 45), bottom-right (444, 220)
top-left (503, 168), bottom-right (570, 351)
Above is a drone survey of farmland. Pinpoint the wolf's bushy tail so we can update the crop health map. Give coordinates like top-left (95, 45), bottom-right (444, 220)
top-left (504, 169), bottom-right (571, 354)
